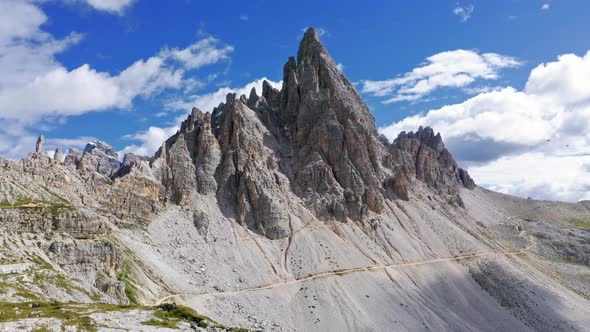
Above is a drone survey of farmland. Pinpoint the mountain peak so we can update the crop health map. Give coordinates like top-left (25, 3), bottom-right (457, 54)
top-left (297, 27), bottom-right (327, 65)
top-left (303, 27), bottom-right (318, 39)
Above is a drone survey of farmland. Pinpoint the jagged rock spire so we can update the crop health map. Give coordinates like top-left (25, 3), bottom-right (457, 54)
top-left (35, 135), bottom-right (45, 153)
top-left (54, 147), bottom-right (63, 162)
top-left (276, 26), bottom-right (388, 221)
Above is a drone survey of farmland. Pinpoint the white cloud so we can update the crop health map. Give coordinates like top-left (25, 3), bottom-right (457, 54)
top-left (0, 0), bottom-right (46, 43)
top-left (380, 50), bottom-right (590, 202)
top-left (469, 153), bottom-right (590, 202)
top-left (239, 14), bottom-right (248, 21)
top-left (541, 3), bottom-right (550, 10)
top-left (0, 39), bottom-right (230, 120)
top-left (121, 78), bottom-right (283, 157)
top-left (82, 0), bottom-right (135, 14)
top-left (119, 126), bottom-right (178, 157)
top-left (361, 49), bottom-right (521, 103)
top-left (159, 38), bottom-right (234, 70)
top-left (336, 63), bottom-right (344, 72)
top-left (453, 4), bottom-right (474, 22)
top-left (0, 1), bottom-right (233, 159)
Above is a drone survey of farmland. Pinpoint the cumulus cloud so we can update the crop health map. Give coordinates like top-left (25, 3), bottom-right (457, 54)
top-left (541, 3), bottom-right (550, 10)
top-left (120, 78), bottom-right (283, 157)
top-left (119, 126), bottom-right (178, 157)
top-left (361, 49), bottom-right (521, 103)
top-left (81, 0), bottom-right (135, 14)
top-left (469, 153), bottom-right (590, 202)
top-left (159, 38), bottom-right (234, 70)
top-left (453, 4), bottom-right (474, 22)
top-left (0, 0), bottom-right (233, 159)
top-left (380, 50), bottom-right (590, 202)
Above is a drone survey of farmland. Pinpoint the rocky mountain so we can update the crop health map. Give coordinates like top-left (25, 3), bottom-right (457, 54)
top-left (0, 28), bottom-right (589, 331)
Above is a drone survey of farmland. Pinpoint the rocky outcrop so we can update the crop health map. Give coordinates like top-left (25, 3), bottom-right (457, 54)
top-left (35, 135), bottom-right (45, 153)
top-left (390, 126), bottom-right (476, 192)
top-left (48, 238), bottom-right (125, 301)
top-left (121, 153), bottom-right (148, 167)
top-left (383, 126), bottom-right (476, 207)
top-left (64, 148), bottom-right (83, 168)
top-left (54, 147), bottom-right (63, 162)
top-left (82, 141), bottom-right (121, 177)
top-left (154, 107), bottom-right (221, 205)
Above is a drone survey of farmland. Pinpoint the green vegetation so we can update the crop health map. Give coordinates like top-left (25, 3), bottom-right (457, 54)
top-left (143, 303), bottom-right (217, 329)
top-left (0, 302), bottom-right (142, 331)
top-left (0, 301), bottom-right (248, 331)
top-left (0, 302), bottom-right (89, 330)
top-left (33, 271), bottom-right (88, 297)
top-left (0, 276), bottom-right (41, 301)
top-left (0, 195), bottom-right (74, 214)
top-left (116, 265), bottom-right (138, 304)
top-left (566, 218), bottom-right (590, 229)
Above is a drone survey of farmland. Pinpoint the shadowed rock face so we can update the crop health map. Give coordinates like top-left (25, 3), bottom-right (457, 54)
top-left (276, 28), bottom-right (390, 222)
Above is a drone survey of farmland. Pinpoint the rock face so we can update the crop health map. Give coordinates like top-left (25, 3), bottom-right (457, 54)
top-left (64, 148), bottom-right (83, 168)
top-left (388, 126), bottom-right (476, 205)
top-left (121, 153), bottom-right (148, 167)
top-left (82, 141), bottom-right (121, 177)
top-left (155, 108), bottom-right (221, 205)
top-left (275, 28), bottom-right (390, 222)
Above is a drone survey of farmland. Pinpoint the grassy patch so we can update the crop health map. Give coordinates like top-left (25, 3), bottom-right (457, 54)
top-left (566, 218), bottom-right (590, 229)
top-left (0, 302), bottom-right (244, 331)
top-left (32, 270), bottom-right (92, 298)
top-left (116, 265), bottom-right (138, 304)
top-left (0, 302), bottom-right (142, 331)
top-left (0, 275), bottom-right (42, 301)
top-left (143, 303), bottom-right (218, 329)
top-left (0, 196), bottom-right (74, 215)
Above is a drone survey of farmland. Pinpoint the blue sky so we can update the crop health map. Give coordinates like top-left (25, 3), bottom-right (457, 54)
top-left (2, 0), bottom-right (590, 202)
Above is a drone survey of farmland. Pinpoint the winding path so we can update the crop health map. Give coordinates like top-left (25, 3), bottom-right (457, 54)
top-left (155, 249), bottom-right (524, 305)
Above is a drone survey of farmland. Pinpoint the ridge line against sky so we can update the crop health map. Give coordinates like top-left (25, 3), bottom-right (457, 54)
top-left (0, 0), bottom-right (589, 202)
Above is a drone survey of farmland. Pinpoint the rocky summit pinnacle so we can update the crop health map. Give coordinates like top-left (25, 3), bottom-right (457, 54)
top-left (153, 26), bottom-right (476, 239)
